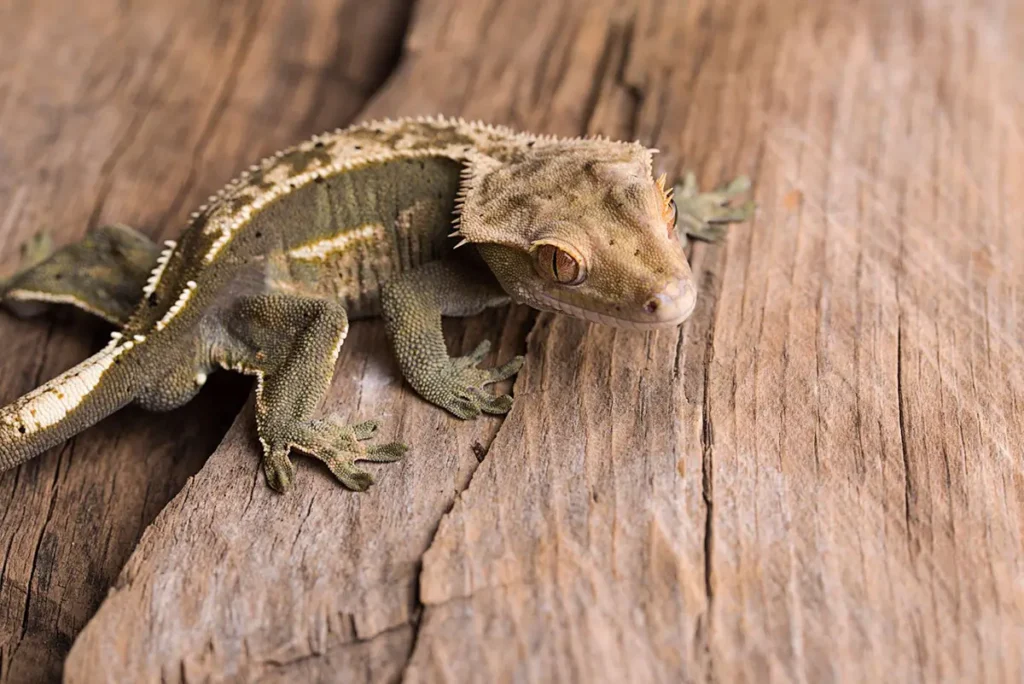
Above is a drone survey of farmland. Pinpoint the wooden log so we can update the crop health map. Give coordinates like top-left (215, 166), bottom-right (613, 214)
top-left (5, 0), bottom-right (1024, 681)
top-left (0, 0), bottom-right (414, 680)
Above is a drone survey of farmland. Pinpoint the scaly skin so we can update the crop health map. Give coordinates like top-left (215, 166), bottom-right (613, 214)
top-left (0, 116), bottom-right (752, 492)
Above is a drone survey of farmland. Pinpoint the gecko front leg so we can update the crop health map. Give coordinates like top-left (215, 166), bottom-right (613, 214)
top-left (221, 294), bottom-right (406, 492)
top-left (381, 260), bottom-right (524, 419)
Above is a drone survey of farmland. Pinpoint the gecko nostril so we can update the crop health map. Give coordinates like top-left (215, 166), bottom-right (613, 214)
top-left (645, 298), bottom-right (660, 314)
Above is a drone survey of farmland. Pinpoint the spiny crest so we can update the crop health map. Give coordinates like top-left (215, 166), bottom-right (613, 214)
top-left (141, 240), bottom-right (176, 298)
top-left (448, 150), bottom-right (504, 247)
top-left (655, 173), bottom-right (676, 225)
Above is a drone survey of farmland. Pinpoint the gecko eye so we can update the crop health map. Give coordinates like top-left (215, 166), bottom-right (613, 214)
top-left (667, 198), bottom-right (677, 228)
top-left (533, 243), bottom-right (586, 286)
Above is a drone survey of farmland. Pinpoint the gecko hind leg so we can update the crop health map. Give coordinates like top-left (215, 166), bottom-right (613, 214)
top-left (222, 294), bottom-right (407, 493)
top-left (1, 224), bottom-right (160, 325)
top-left (673, 172), bottom-right (755, 243)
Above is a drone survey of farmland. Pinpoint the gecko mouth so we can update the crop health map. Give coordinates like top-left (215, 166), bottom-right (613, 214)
top-left (533, 286), bottom-right (696, 330)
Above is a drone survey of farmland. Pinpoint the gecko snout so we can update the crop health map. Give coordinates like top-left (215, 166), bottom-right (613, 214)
top-left (642, 277), bottom-right (697, 326)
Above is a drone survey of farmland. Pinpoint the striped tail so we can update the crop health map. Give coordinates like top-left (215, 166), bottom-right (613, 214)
top-left (0, 338), bottom-right (142, 471)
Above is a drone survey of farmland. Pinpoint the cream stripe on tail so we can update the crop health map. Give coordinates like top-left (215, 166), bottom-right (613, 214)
top-left (0, 338), bottom-right (142, 471)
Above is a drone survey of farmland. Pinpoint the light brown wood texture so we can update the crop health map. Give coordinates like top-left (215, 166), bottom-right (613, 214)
top-left (2, 0), bottom-right (1022, 681)
top-left (0, 0), bottom-right (414, 681)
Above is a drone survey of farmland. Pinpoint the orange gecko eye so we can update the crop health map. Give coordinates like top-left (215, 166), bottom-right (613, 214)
top-left (534, 244), bottom-right (586, 285)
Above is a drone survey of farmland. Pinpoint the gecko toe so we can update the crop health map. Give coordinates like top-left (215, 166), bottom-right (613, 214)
top-left (362, 442), bottom-right (408, 463)
top-left (263, 447), bottom-right (297, 493)
top-left (322, 457), bottom-right (374, 491)
top-left (479, 393), bottom-right (514, 415)
top-left (348, 420), bottom-right (380, 440)
top-left (489, 356), bottom-right (524, 383)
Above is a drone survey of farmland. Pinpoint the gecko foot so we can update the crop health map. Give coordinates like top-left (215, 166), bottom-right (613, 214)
top-left (262, 418), bottom-right (408, 492)
top-left (420, 340), bottom-right (524, 420)
top-left (673, 172), bottom-right (755, 243)
top-left (1, 232), bottom-right (53, 293)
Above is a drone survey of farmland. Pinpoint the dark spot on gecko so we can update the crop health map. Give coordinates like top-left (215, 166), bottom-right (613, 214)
top-left (314, 175), bottom-right (324, 184)
top-left (54, 273), bottom-right (62, 280)
top-left (634, 249), bottom-right (640, 257)
top-left (255, 231), bottom-right (262, 238)
top-left (609, 238), bottom-right (616, 246)
top-left (18, 426), bottom-right (26, 434)
top-left (148, 293), bottom-right (158, 306)
top-left (314, 141), bottom-right (325, 149)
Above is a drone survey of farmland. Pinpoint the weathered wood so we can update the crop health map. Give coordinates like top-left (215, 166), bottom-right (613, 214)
top-left (5, 0), bottom-right (1022, 681)
top-left (0, 0), bottom-right (413, 681)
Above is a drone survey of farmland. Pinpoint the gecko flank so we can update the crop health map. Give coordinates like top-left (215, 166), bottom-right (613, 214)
top-left (0, 116), bottom-right (752, 492)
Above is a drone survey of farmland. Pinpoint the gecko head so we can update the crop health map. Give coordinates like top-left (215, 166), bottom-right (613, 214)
top-left (456, 138), bottom-right (696, 329)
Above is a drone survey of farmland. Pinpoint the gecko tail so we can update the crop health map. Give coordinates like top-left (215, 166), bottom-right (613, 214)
top-left (0, 338), bottom-right (141, 471)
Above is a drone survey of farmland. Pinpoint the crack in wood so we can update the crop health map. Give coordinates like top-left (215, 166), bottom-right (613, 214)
top-left (699, 268), bottom-right (718, 684)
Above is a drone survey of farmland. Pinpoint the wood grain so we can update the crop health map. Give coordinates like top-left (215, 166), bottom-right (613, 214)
top-left (0, 0), bottom-right (413, 681)
top-left (3, 0), bottom-right (1022, 681)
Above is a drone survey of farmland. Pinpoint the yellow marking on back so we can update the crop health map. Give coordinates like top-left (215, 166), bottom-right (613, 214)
top-left (287, 224), bottom-right (384, 261)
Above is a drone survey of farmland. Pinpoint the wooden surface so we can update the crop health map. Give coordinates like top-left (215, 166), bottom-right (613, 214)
top-left (0, 0), bottom-right (413, 681)
top-left (0, 0), bottom-right (1021, 681)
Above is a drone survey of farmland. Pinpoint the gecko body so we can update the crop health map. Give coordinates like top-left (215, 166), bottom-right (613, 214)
top-left (0, 117), bottom-right (751, 491)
